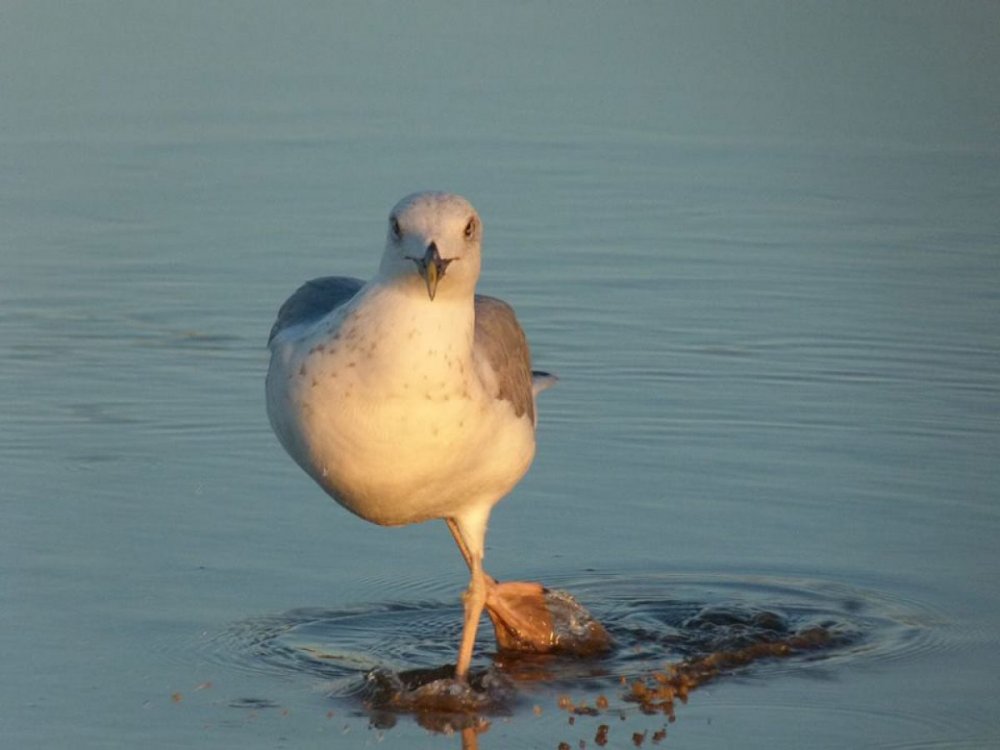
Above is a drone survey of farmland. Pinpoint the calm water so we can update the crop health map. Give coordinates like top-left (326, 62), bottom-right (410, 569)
top-left (3, 3), bottom-right (999, 748)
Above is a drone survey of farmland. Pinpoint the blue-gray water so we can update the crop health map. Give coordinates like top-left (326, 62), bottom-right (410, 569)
top-left (3, 3), bottom-right (999, 748)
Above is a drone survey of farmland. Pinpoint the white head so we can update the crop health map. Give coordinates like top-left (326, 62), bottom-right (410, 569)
top-left (377, 192), bottom-right (483, 301)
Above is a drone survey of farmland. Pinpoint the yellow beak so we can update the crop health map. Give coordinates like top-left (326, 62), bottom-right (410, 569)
top-left (407, 242), bottom-right (453, 301)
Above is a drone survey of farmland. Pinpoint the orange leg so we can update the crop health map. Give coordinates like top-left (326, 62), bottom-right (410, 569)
top-left (447, 511), bottom-right (490, 681)
top-left (446, 517), bottom-right (558, 656)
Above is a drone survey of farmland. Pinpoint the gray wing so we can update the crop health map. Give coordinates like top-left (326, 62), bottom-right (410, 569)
top-left (473, 294), bottom-right (539, 422)
top-left (268, 276), bottom-right (365, 344)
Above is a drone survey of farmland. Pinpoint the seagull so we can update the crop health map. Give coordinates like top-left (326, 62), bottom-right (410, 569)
top-left (265, 192), bottom-right (562, 681)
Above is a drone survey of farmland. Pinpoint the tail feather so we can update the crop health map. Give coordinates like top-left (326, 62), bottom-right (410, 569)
top-left (531, 370), bottom-right (558, 396)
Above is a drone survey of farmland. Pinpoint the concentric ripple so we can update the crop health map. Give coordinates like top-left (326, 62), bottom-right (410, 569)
top-left (197, 571), bottom-right (943, 722)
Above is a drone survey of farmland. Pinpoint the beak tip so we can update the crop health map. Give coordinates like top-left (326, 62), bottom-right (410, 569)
top-left (409, 242), bottom-right (445, 301)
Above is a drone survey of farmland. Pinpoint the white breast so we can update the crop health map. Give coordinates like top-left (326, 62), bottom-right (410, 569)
top-left (266, 284), bottom-right (536, 526)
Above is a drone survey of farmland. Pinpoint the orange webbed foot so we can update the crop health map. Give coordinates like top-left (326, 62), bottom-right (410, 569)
top-left (484, 579), bottom-right (611, 656)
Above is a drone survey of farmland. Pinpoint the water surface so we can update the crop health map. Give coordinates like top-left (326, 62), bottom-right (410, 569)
top-left (3, 3), bottom-right (999, 748)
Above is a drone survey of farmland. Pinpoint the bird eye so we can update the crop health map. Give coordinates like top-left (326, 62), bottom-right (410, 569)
top-left (463, 217), bottom-right (476, 240)
top-left (390, 217), bottom-right (401, 239)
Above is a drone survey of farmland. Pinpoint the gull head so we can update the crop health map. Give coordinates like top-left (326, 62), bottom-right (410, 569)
top-left (378, 192), bottom-right (483, 301)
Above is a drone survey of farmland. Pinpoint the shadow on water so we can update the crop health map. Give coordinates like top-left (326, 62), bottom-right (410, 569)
top-left (198, 572), bottom-right (939, 746)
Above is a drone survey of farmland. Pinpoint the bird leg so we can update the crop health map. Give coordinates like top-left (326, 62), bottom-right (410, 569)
top-left (446, 518), bottom-right (476, 569)
top-left (447, 515), bottom-right (491, 681)
top-left (454, 541), bottom-right (487, 681)
top-left (446, 518), bottom-right (592, 656)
